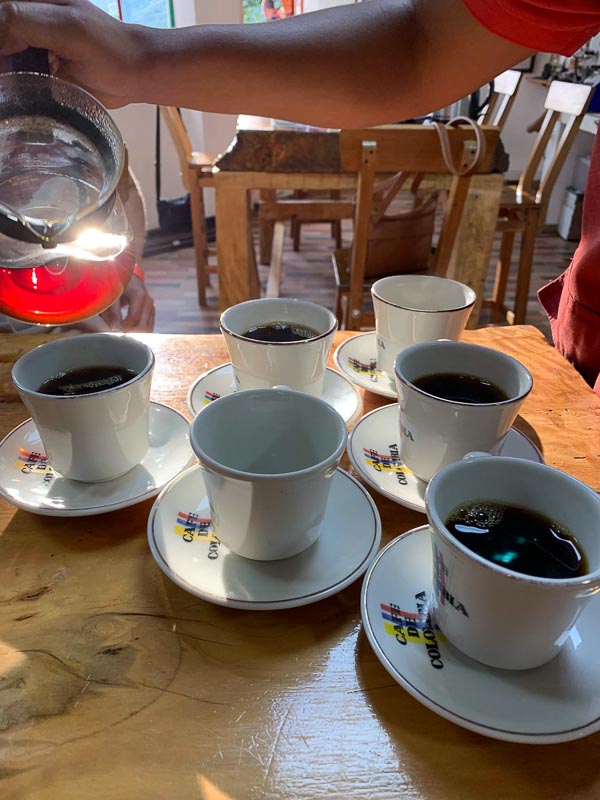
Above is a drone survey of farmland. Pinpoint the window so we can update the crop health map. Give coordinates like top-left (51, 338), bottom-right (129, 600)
top-left (91, 0), bottom-right (174, 28)
top-left (243, 0), bottom-right (265, 23)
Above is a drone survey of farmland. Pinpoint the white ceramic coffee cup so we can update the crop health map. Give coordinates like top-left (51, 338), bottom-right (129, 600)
top-left (371, 275), bottom-right (476, 377)
top-left (11, 333), bottom-right (154, 482)
top-left (220, 298), bottom-right (337, 396)
top-left (394, 341), bottom-right (533, 483)
top-left (189, 386), bottom-right (347, 560)
top-left (426, 455), bottom-right (600, 670)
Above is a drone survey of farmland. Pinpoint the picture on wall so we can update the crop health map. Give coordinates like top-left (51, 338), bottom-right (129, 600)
top-left (243, 0), bottom-right (297, 23)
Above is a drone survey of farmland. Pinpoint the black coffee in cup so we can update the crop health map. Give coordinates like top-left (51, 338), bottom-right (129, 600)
top-left (242, 321), bottom-right (320, 343)
top-left (38, 365), bottom-right (138, 396)
top-left (413, 373), bottom-right (508, 404)
top-left (445, 500), bottom-right (587, 579)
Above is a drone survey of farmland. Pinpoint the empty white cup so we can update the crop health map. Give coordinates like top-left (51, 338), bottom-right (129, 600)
top-left (372, 275), bottom-right (476, 377)
top-left (190, 387), bottom-right (347, 560)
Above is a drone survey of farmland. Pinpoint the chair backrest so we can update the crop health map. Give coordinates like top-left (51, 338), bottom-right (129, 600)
top-left (160, 106), bottom-right (194, 191)
top-left (479, 69), bottom-right (522, 130)
top-left (518, 80), bottom-right (593, 215)
top-left (339, 125), bottom-right (500, 329)
top-left (339, 124), bottom-right (499, 174)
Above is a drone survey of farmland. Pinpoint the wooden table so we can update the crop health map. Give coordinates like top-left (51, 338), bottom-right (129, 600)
top-left (214, 117), bottom-right (504, 323)
top-left (1, 326), bottom-right (599, 800)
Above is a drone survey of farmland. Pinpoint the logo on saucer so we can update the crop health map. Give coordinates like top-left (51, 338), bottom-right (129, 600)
top-left (203, 390), bottom-right (221, 405)
top-left (174, 511), bottom-right (220, 560)
top-left (363, 444), bottom-right (409, 486)
top-left (16, 449), bottom-right (54, 482)
top-left (381, 591), bottom-right (444, 670)
top-left (348, 356), bottom-right (382, 382)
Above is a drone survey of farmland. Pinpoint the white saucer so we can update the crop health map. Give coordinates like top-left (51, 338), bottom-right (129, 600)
top-left (147, 465), bottom-right (381, 610)
top-left (361, 525), bottom-right (600, 744)
top-left (187, 364), bottom-right (363, 425)
top-left (0, 402), bottom-right (194, 517)
top-left (348, 404), bottom-right (543, 513)
top-left (333, 332), bottom-right (396, 399)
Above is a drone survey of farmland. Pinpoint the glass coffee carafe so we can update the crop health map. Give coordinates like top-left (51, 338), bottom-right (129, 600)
top-left (0, 61), bottom-right (134, 326)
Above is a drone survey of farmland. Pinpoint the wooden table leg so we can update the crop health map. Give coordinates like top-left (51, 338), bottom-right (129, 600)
top-left (259, 189), bottom-right (276, 265)
top-left (445, 172), bottom-right (503, 328)
top-left (215, 173), bottom-right (259, 311)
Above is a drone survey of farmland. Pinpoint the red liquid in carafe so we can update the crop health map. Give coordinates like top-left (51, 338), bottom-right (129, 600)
top-left (0, 250), bottom-right (135, 325)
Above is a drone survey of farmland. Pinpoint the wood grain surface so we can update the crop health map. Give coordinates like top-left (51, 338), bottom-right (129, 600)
top-left (0, 327), bottom-right (599, 800)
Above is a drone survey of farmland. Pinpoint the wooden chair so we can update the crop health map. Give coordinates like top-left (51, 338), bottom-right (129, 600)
top-left (333, 125), bottom-right (500, 330)
top-left (289, 190), bottom-right (344, 253)
top-left (258, 187), bottom-right (355, 298)
top-left (160, 106), bottom-right (217, 306)
top-left (483, 80), bottom-right (593, 325)
top-left (479, 69), bottom-right (523, 131)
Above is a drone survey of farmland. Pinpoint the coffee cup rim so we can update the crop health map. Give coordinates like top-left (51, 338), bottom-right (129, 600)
top-left (220, 298), bottom-right (337, 347)
top-left (394, 341), bottom-right (533, 408)
top-left (190, 387), bottom-right (348, 481)
top-left (371, 275), bottom-right (476, 314)
top-left (426, 456), bottom-right (600, 587)
top-left (11, 333), bottom-right (154, 400)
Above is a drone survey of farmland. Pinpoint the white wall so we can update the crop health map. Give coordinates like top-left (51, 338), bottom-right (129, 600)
top-left (495, 58), bottom-right (596, 224)
top-left (116, 0), bottom-right (242, 229)
top-left (193, 0), bottom-right (242, 216)
top-left (112, 105), bottom-right (179, 230)
top-left (303, 0), bottom-right (353, 9)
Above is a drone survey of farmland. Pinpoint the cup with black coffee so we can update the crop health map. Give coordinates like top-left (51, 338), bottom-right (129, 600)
top-left (394, 340), bottom-right (533, 482)
top-left (426, 454), bottom-right (600, 669)
top-left (11, 333), bottom-right (154, 482)
top-left (220, 298), bottom-right (337, 396)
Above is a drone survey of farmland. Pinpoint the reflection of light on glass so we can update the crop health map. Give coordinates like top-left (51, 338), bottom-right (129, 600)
top-left (44, 261), bottom-right (68, 277)
top-left (58, 229), bottom-right (129, 262)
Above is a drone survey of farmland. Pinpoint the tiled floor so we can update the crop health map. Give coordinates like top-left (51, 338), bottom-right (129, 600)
top-left (143, 220), bottom-right (578, 341)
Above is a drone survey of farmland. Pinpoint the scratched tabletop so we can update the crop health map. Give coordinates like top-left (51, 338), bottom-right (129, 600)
top-left (0, 327), bottom-right (599, 800)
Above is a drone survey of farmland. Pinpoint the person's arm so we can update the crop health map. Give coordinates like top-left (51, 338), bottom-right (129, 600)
top-left (0, 0), bottom-right (533, 127)
top-left (100, 270), bottom-right (155, 332)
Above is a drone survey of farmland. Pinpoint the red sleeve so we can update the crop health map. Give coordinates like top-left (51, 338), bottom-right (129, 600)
top-left (461, 0), bottom-right (600, 56)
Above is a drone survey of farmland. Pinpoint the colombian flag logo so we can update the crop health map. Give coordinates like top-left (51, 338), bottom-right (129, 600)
top-left (347, 357), bottom-right (382, 377)
top-left (380, 602), bottom-right (444, 645)
top-left (174, 511), bottom-right (218, 544)
top-left (362, 448), bottom-right (410, 474)
top-left (15, 449), bottom-right (53, 474)
top-left (203, 391), bottom-right (221, 405)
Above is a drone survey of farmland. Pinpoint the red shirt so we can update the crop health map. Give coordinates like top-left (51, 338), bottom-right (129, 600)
top-left (462, 0), bottom-right (600, 394)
